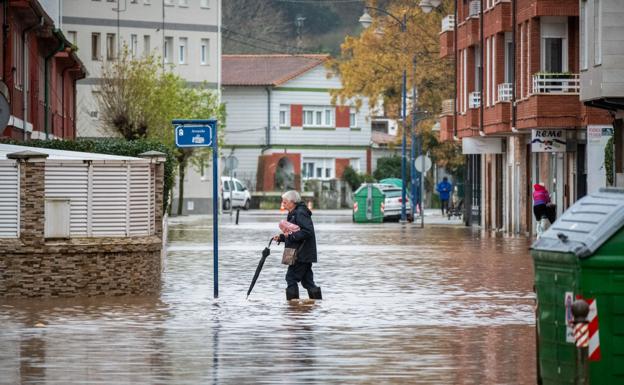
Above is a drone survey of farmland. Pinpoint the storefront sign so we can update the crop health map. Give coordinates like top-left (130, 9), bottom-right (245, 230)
top-left (588, 125), bottom-right (613, 143)
top-left (531, 129), bottom-right (566, 152)
top-left (462, 137), bottom-right (503, 154)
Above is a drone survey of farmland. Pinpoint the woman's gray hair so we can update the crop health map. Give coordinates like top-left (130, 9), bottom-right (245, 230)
top-left (281, 190), bottom-right (301, 203)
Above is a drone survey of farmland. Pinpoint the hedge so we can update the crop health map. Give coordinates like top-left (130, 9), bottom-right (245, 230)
top-left (0, 138), bottom-right (177, 210)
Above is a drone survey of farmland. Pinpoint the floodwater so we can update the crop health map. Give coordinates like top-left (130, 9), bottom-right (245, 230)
top-left (0, 212), bottom-right (536, 384)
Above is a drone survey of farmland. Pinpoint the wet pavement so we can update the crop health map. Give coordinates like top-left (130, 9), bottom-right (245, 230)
top-left (0, 211), bottom-right (536, 384)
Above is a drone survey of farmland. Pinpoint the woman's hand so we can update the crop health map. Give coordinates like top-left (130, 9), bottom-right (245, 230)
top-left (273, 234), bottom-right (281, 242)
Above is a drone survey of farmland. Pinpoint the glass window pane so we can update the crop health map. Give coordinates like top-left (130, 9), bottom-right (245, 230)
top-left (316, 167), bottom-right (322, 178)
top-left (316, 111), bottom-right (322, 125)
top-left (544, 38), bottom-right (563, 73)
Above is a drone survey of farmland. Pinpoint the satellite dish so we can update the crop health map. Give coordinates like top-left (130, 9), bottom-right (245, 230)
top-left (0, 93), bottom-right (9, 131)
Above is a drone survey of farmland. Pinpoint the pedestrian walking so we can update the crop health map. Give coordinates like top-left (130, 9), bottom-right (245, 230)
top-left (533, 183), bottom-right (556, 224)
top-left (436, 177), bottom-right (452, 216)
top-left (273, 190), bottom-right (322, 301)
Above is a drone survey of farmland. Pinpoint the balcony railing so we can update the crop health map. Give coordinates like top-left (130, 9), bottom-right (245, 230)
top-left (469, 1), bottom-right (481, 17)
top-left (441, 99), bottom-right (455, 115)
top-left (497, 83), bottom-right (513, 102)
top-left (441, 15), bottom-right (455, 32)
top-left (469, 91), bottom-right (481, 109)
top-left (532, 73), bottom-right (580, 95)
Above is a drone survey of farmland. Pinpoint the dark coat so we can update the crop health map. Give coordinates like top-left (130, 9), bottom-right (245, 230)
top-left (279, 202), bottom-right (317, 263)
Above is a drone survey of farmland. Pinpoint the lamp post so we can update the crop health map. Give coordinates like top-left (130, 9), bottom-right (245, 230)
top-left (359, 7), bottom-right (408, 222)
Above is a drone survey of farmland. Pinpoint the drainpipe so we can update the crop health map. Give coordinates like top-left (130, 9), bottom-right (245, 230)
top-left (479, 0), bottom-right (485, 136)
top-left (44, 31), bottom-right (65, 140)
top-left (511, 0), bottom-right (517, 132)
top-left (453, 0), bottom-right (458, 140)
top-left (265, 86), bottom-right (271, 151)
top-left (22, 17), bottom-right (44, 140)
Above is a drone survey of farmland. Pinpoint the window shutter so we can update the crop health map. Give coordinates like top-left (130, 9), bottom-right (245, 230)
top-left (0, 161), bottom-right (19, 238)
top-left (291, 105), bottom-right (303, 127)
top-left (45, 163), bottom-right (89, 237)
top-left (129, 163), bottom-right (150, 236)
top-left (335, 106), bottom-right (350, 128)
top-left (92, 163), bottom-right (128, 237)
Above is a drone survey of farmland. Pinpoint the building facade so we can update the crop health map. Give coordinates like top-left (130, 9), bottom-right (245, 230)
top-left (579, 0), bottom-right (624, 189)
top-left (61, 0), bottom-right (220, 138)
top-left (439, 0), bottom-right (611, 234)
top-left (0, 0), bottom-right (86, 141)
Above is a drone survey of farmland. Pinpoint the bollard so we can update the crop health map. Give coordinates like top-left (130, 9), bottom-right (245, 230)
top-left (235, 209), bottom-right (240, 225)
top-left (572, 299), bottom-right (590, 385)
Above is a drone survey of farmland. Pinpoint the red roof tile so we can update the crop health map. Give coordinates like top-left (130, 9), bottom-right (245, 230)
top-left (222, 54), bottom-right (329, 86)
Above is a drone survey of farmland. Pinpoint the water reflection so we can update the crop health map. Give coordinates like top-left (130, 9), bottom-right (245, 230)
top-left (0, 213), bottom-right (536, 384)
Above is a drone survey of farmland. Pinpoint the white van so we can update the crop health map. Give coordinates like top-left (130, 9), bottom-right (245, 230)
top-left (221, 176), bottom-right (251, 210)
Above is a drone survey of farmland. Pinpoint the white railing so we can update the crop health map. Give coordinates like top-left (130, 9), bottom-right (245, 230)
top-left (532, 73), bottom-right (580, 94)
top-left (441, 99), bottom-right (455, 115)
top-left (469, 91), bottom-right (481, 109)
top-left (497, 83), bottom-right (513, 102)
top-left (469, 0), bottom-right (481, 17)
top-left (441, 15), bottom-right (455, 32)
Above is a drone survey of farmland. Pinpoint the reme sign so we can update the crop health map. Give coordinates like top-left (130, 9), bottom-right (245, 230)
top-left (531, 129), bottom-right (566, 152)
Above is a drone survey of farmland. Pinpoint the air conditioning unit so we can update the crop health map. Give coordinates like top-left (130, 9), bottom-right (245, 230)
top-left (469, 0), bottom-right (481, 17)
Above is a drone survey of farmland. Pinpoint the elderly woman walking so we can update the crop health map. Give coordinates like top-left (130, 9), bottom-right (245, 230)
top-left (273, 190), bottom-right (322, 301)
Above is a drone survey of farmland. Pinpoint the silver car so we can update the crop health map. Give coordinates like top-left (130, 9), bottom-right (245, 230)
top-left (379, 186), bottom-right (412, 222)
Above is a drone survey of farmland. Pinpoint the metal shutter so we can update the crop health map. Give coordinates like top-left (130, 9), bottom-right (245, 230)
top-left (92, 163), bottom-right (128, 236)
top-left (0, 161), bottom-right (19, 238)
top-left (129, 163), bottom-right (150, 236)
top-left (45, 163), bottom-right (89, 237)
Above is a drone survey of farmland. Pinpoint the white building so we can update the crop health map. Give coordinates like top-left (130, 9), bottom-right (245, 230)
top-left (220, 54), bottom-right (372, 197)
top-left (61, 0), bottom-right (221, 138)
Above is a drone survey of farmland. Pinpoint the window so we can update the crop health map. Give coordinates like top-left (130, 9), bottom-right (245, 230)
top-left (504, 33), bottom-right (513, 83)
top-left (234, 181), bottom-right (244, 191)
top-left (302, 159), bottom-right (335, 180)
top-left (179, 0), bottom-right (188, 6)
top-left (200, 0), bottom-right (210, 8)
top-left (279, 105), bottom-right (289, 126)
top-left (106, 33), bottom-right (116, 60)
top-left (68, 31), bottom-right (77, 45)
top-left (485, 37), bottom-right (490, 106)
top-left (594, 0), bottom-right (602, 65)
top-left (303, 106), bottom-right (334, 127)
top-left (349, 158), bottom-right (360, 172)
top-left (349, 108), bottom-right (357, 127)
top-left (164, 0), bottom-right (173, 5)
top-left (12, 31), bottom-right (23, 89)
top-left (179, 37), bottom-right (187, 64)
top-left (164, 36), bottom-right (173, 63)
top-left (143, 35), bottom-right (151, 56)
top-left (91, 33), bottom-right (101, 60)
top-left (474, 45), bottom-right (482, 92)
top-left (580, 0), bottom-right (588, 70)
top-left (540, 17), bottom-right (568, 73)
top-left (130, 34), bottom-right (138, 57)
top-left (543, 38), bottom-right (563, 72)
top-left (200, 38), bottom-right (209, 65)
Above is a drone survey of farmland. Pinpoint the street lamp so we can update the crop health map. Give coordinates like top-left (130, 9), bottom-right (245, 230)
top-left (359, 6), bottom-right (408, 223)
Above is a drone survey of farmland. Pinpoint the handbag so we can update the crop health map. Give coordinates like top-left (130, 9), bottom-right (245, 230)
top-left (281, 241), bottom-right (305, 266)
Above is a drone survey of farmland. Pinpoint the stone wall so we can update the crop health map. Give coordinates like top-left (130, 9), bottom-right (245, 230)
top-left (0, 152), bottom-right (165, 298)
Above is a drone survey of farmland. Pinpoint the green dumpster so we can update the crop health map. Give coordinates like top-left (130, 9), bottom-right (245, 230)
top-left (531, 188), bottom-right (624, 385)
top-left (353, 183), bottom-right (384, 223)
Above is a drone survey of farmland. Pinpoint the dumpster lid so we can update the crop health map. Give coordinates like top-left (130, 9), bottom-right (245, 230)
top-left (532, 188), bottom-right (624, 258)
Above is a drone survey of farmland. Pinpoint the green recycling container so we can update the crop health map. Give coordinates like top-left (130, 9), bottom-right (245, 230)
top-left (352, 183), bottom-right (384, 223)
top-left (531, 188), bottom-right (624, 385)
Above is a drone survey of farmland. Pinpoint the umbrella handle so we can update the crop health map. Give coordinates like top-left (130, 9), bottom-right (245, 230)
top-left (268, 237), bottom-right (274, 248)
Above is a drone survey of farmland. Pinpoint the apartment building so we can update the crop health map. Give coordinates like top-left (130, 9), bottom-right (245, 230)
top-left (439, 0), bottom-right (611, 234)
top-left (579, 0), bottom-right (624, 189)
top-left (61, 0), bottom-right (220, 137)
top-left (0, 0), bottom-right (86, 140)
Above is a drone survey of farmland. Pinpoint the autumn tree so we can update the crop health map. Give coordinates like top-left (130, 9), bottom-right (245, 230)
top-left (328, 0), bottom-right (463, 178)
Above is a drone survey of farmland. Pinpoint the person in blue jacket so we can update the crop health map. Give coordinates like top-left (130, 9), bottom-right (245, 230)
top-left (436, 177), bottom-right (452, 216)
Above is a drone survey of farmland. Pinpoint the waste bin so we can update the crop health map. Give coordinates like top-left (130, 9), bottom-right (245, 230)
top-left (531, 188), bottom-right (624, 385)
top-left (352, 183), bottom-right (384, 223)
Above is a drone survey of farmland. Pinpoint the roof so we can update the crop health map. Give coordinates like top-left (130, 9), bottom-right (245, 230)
top-left (222, 54), bottom-right (329, 86)
top-left (0, 144), bottom-right (146, 161)
top-left (532, 188), bottom-right (624, 258)
top-left (372, 130), bottom-right (398, 145)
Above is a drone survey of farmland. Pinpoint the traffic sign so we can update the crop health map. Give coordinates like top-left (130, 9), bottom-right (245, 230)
top-left (173, 120), bottom-right (216, 148)
top-left (415, 155), bottom-right (432, 173)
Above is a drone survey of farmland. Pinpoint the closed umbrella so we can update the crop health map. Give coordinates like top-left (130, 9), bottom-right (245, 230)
top-left (246, 238), bottom-right (274, 299)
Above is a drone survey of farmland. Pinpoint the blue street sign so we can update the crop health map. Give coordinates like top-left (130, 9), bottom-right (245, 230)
top-left (173, 120), bottom-right (216, 148)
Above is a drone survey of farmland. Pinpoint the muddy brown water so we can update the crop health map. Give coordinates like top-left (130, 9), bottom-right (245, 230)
top-left (0, 213), bottom-right (536, 384)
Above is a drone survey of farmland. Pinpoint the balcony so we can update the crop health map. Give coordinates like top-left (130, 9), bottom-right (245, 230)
top-left (531, 73), bottom-right (579, 95)
top-left (441, 15), bottom-right (455, 32)
top-left (469, 91), bottom-right (481, 109)
top-left (439, 99), bottom-right (455, 141)
top-left (439, 16), bottom-right (455, 58)
top-left (469, 1), bottom-right (481, 17)
top-left (497, 83), bottom-right (512, 102)
top-left (441, 99), bottom-right (455, 116)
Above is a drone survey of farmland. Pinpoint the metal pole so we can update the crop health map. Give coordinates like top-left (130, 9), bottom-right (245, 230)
top-left (420, 151), bottom-right (425, 228)
top-left (400, 14), bottom-right (407, 223)
top-left (212, 122), bottom-right (219, 299)
top-left (410, 56), bottom-right (417, 222)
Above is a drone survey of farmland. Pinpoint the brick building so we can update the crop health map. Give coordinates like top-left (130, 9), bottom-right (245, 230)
top-left (0, 0), bottom-right (85, 141)
top-left (439, 0), bottom-right (611, 234)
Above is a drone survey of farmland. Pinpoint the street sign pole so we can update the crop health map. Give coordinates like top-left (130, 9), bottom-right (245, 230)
top-left (172, 119), bottom-right (219, 298)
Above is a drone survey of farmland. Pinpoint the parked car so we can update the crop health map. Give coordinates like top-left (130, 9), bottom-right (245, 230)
top-left (377, 184), bottom-right (412, 222)
top-left (221, 176), bottom-right (251, 210)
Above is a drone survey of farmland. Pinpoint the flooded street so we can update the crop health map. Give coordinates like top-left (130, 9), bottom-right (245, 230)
top-left (0, 212), bottom-right (536, 384)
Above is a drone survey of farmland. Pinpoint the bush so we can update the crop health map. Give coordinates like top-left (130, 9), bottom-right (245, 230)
top-left (0, 138), bottom-right (177, 210)
top-left (342, 165), bottom-right (375, 191)
top-left (605, 136), bottom-right (614, 186)
top-left (373, 156), bottom-right (410, 182)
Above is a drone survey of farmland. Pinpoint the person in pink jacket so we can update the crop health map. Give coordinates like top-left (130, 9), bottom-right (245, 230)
top-left (533, 183), bottom-right (556, 223)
